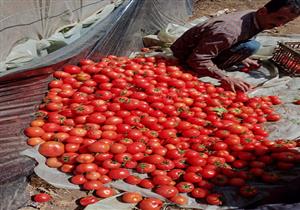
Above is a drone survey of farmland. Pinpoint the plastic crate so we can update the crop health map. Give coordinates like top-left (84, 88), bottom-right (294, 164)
top-left (270, 42), bottom-right (300, 76)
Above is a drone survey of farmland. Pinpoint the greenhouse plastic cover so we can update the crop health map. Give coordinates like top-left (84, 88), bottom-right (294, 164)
top-left (1, 0), bottom-right (300, 210)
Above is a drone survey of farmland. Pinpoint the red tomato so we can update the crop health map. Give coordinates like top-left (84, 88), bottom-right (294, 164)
top-left (122, 192), bottom-right (143, 203)
top-left (138, 179), bottom-right (154, 189)
top-left (169, 194), bottom-right (188, 205)
top-left (139, 198), bottom-right (163, 210)
top-left (76, 154), bottom-right (95, 163)
top-left (88, 141), bottom-right (110, 153)
top-left (46, 157), bottom-right (63, 168)
top-left (38, 141), bottom-right (64, 157)
top-left (83, 180), bottom-right (103, 190)
top-left (25, 126), bottom-right (45, 137)
top-left (261, 172), bottom-right (279, 183)
top-left (108, 168), bottom-right (130, 180)
top-left (33, 193), bottom-right (51, 203)
top-left (76, 163), bottom-right (98, 174)
top-left (63, 64), bottom-right (81, 74)
top-left (71, 174), bottom-right (87, 185)
top-left (200, 169), bottom-right (216, 179)
top-left (110, 143), bottom-right (127, 154)
top-left (152, 175), bottom-right (172, 186)
top-left (206, 193), bottom-right (222, 205)
top-left (136, 163), bottom-right (156, 173)
top-left (85, 171), bottom-right (101, 180)
top-left (176, 181), bottom-right (194, 193)
top-left (125, 175), bottom-right (142, 185)
top-left (95, 187), bottom-right (116, 198)
top-left (239, 185), bottom-right (258, 197)
top-left (167, 169), bottom-right (185, 180)
top-left (191, 188), bottom-right (208, 198)
top-left (79, 196), bottom-right (99, 206)
top-left (27, 137), bottom-right (44, 146)
top-left (229, 177), bottom-right (246, 187)
top-left (293, 100), bottom-right (300, 105)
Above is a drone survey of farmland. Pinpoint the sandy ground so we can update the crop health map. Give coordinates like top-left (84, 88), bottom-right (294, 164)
top-left (192, 0), bottom-right (300, 34)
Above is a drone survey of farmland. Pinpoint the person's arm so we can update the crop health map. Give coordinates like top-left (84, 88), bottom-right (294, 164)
top-left (186, 32), bottom-right (252, 92)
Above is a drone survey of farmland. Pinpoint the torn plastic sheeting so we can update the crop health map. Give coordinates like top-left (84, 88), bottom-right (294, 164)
top-left (2, 1), bottom-right (123, 71)
top-left (0, 0), bottom-right (118, 62)
top-left (0, 0), bottom-right (134, 80)
top-left (87, 0), bottom-right (193, 58)
top-left (0, 73), bottom-right (50, 210)
top-left (0, 0), bottom-right (193, 80)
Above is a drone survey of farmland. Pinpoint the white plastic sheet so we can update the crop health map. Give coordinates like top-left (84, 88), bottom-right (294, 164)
top-left (20, 147), bottom-right (80, 190)
top-left (250, 77), bottom-right (300, 140)
top-left (0, 0), bottom-right (123, 71)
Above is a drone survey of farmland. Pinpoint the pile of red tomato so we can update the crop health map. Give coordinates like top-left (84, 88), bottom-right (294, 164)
top-left (25, 55), bottom-right (300, 209)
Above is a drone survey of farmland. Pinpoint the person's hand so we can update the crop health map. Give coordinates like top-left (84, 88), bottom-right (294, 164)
top-left (220, 76), bottom-right (253, 92)
top-left (241, 58), bottom-right (260, 68)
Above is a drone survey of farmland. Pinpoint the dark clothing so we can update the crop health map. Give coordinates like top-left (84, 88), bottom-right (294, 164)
top-left (170, 10), bottom-right (262, 79)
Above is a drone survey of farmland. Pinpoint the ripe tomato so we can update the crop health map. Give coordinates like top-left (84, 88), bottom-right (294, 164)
top-left (46, 157), bottom-right (63, 168)
top-left (79, 196), bottom-right (99, 206)
top-left (239, 185), bottom-right (257, 197)
top-left (110, 143), bottom-right (127, 154)
top-left (261, 172), bottom-right (279, 183)
top-left (169, 194), bottom-right (188, 205)
top-left (139, 198), bottom-right (163, 210)
top-left (152, 175), bottom-right (172, 186)
top-left (176, 181), bottom-right (194, 193)
top-left (136, 163), bottom-right (156, 173)
top-left (85, 171), bottom-right (101, 180)
top-left (293, 100), bottom-right (300, 105)
top-left (76, 154), bottom-right (95, 163)
top-left (143, 154), bottom-right (165, 165)
top-left (76, 163), bottom-right (98, 174)
top-left (88, 141), bottom-right (110, 153)
top-left (108, 168), bottom-right (130, 180)
top-left (167, 169), bottom-right (185, 180)
top-left (25, 126), bottom-right (45, 137)
top-left (38, 141), bottom-right (64, 157)
top-left (83, 180), bottom-right (103, 190)
top-left (227, 124), bottom-right (247, 134)
top-left (276, 161), bottom-right (294, 170)
top-left (95, 187), bottom-right (116, 198)
top-left (200, 169), bottom-right (216, 179)
top-left (122, 192), bottom-right (143, 203)
top-left (30, 119), bottom-right (45, 127)
top-left (191, 188), bottom-right (208, 198)
top-left (266, 113), bottom-right (281, 121)
top-left (27, 137), bottom-right (44, 146)
top-left (63, 64), bottom-right (81, 74)
top-left (138, 179), bottom-right (154, 189)
top-left (102, 159), bottom-right (121, 169)
top-left (206, 193), bottom-right (222, 205)
top-left (71, 174), bottom-right (87, 185)
top-left (156, 159), bottom-right (175, 170)
top-left (155, 185), bottom-right (178, 198)
top-left (33, 193), bottom-right (51, 203)
top-left (229, 177), bottom-right (246, 187)
top-left (125, 175), bottom-right (142, 185)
